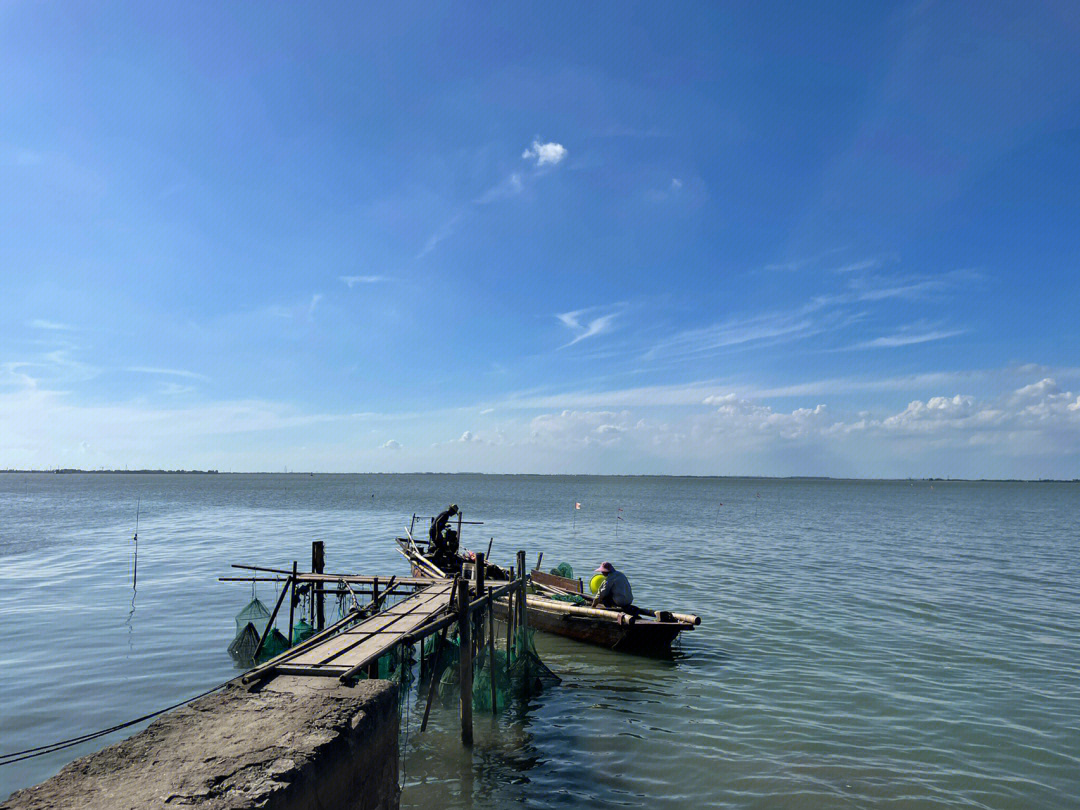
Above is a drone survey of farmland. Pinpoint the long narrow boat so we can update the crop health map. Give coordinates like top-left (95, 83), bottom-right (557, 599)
top-left (395, 520), bottom-right (698, 656)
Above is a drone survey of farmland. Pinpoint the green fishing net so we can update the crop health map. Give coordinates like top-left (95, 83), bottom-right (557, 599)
top-left (549, 562), bottom-right (574, 579)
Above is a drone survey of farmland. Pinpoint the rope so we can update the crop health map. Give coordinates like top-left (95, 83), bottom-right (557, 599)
top-left (0, 680), bottom-right (231, 767)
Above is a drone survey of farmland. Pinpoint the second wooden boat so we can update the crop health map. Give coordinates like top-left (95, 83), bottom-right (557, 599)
top-left (395, 516), bottom-right (698, 656)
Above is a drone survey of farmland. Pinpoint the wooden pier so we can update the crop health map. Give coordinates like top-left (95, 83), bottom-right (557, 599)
top-left (224, 546), bottom-right (532, 747)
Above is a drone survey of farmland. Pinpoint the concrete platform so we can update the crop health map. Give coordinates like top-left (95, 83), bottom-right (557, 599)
top-left (2, 676), bottom-right (400, 810)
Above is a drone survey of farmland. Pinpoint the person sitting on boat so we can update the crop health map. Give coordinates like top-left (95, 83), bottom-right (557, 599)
top-left (591, 561), bottom-right (633, 611)
top-left (431, 526), bottom-right (462, 573)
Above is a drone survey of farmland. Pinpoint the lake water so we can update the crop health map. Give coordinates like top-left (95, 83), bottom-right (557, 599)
top-left (1, 473), bottom-right (1078, 808)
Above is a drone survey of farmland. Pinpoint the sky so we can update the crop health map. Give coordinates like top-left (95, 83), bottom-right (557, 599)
top-left (2, 1), bottom-right (1079, 478)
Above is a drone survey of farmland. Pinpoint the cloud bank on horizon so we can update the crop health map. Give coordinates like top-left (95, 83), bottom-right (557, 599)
top-left (2, 2), bottom-right (1079, 478)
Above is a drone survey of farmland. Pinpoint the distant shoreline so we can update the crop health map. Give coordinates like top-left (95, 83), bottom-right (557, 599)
top-left (1, 469), bottom-right (1076, 483)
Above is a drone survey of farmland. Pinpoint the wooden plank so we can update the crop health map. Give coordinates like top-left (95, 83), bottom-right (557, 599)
top-left (530, 569), bottom-right (582, 594)
top-left (286, 581), bottom-right (455, 668)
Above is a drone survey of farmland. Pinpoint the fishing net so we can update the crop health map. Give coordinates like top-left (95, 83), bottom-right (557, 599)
top-left (549, 562), bottom-right (574, 579)
top-left (422, 624), bottom-right (559, 711)
top-left (291, 618), bottom-right (314, 645)
top-left (256, 628), bottom-right (290, 663)
top-left (548, 592), bottom-right (588, 605)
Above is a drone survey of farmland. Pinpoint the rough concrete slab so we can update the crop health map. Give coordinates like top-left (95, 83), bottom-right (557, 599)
top-left (2, 676), bottom-right (399, 810)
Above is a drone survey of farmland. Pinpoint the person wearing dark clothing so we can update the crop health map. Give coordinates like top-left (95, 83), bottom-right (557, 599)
top-left (591, 561), bottom-right (634, 610)
top-left (429, 504), bottom-right (459, 545)
top-left (429, 504), bottom-right (461, 573)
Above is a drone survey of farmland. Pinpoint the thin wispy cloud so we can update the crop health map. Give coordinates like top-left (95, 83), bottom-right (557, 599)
top-left (28, 319), bottom-right (74, 331)
top-left (831, 258), bottom-right (882, 273)
top-left (418, 213), bottom-right (463, 258)
top-left (475, 172), bottom-right (524, 204)
top-left (521, 139), bottom-right (567, 167)
top-left (126, 367), bottom-right (209, 381)
top-left (764, 246), bottom-right (849, 272)
top-left (308, 293), bottom-right (323, 320)
top-left (556, 307), bottom-right (622, 347)
top-left (339, 275), bottom-right (387, 288)
top-left (643, 311), bottom-right (823, 362)
top-left (849, 328), bottom-right (965, 350)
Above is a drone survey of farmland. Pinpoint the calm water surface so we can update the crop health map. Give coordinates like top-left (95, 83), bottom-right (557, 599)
top-left (1, 473), bottom-right (1078, 808)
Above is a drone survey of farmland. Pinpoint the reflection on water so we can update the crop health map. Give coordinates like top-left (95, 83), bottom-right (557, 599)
top-left (2, 474), bottom-right (1079, 809)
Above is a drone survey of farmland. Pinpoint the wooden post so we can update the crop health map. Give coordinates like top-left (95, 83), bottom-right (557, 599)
top-left (367, 576), bottom-right (381, 679)
top-left (484, 556), bottom-right (497, 713)
top-left (287, 561), bottom-right (297, 647)
top-left (457, 577), bottom-right (473, 747)
top-left (311, 541), bottom-right (325, 631)
top-left (516, 549), bottom-right (528, 692)
top-left (505, 578), bottom-right (514, 671)
top-left (488, 604), bottom-right (498, 712)
top-left (475, 553), bottom-right (486, 648)
top-left (517, 550), bottom-right (528, 638)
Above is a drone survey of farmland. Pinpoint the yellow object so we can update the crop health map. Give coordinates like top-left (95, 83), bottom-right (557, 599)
top-left (590, 573), bottom-right (606, 595)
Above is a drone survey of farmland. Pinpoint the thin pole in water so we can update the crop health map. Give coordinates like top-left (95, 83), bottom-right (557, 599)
top-left (132, 498), bottom-right (140, 589)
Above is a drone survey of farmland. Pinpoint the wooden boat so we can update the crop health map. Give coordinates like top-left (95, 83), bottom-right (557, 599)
top-left (394, 519), bottom-right (698, 656)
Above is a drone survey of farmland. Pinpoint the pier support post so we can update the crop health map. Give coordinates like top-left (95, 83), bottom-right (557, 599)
top-left (475, 553), bottom-right (486, 647)
top-left (367, 576), bottom-right (380, 679)
top-left (517, 550), bottom-right (528, 639)
top-left (287, 560), bottom-right (297, 647)
top-left (476, 552), bottom-right (497, 713)
top-left (457, 577), bottom-right (473, 747)
top-left (517, 550), bottom-right (528, 693)
top-left (312, 541), bottom-right (325, 631)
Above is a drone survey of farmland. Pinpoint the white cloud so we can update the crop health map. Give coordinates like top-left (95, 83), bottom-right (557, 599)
top-left (381, 439), bottom-right (402, 450)
top-left (308, 293), bottom-right (323, 319)
top-left (28, 319), bottom-right (74, 331)
top-left (459, 430), bottom-right (478, 442)
top-left (521, 139), bottom-right (567, 167)
top-left (556, 307), bottom-right (621, 347)
top-left (126, 367), bottom-right (209, 381)
top-left (849, 328), bottom-right (965, 349)
top-left (671, 178), bottom-right (683, 189)
top-left (418, 213), bottom-right (463, 258)
top-left (159, 382), bottom-right (195, 395)
top-left (831, 259), bottom-right (883, 273)
top-left (475, 172), bottom-right (524, 204)
top-left (339, 275), bottom-right (386, 287)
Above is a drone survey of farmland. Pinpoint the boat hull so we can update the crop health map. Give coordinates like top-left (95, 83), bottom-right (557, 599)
top-left (491, 597), bottom-right (683, 655)
top-left (401, 541), bottom-right (690, 656)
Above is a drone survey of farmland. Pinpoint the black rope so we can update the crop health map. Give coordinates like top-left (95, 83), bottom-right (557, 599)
top-left (0, 681), bottom-right (231, 766)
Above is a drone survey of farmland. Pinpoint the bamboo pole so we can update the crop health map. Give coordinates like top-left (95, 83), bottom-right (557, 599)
top-left (254, 574), bottom-right (292, 660)
top-left (457, 577), bottom-right (473, 747)
top-left (287, 561), bottom-right (297, 647)
top-left (312, 541), bottom-right (325, 631)
top-left (367, 576), bottom-right (381, 679)
top-left (420, 627), bottom-right (447, 733)
top-left (475, 552), bottom-right (486, 648)
top-left (229, 563), bottom-right (438, 586)
top-left (242, 608), bottom-right (367, 684)
top-left (517, 550), bottom-right (528, 639)
top-left (477, 551), bottom-right (497, 714)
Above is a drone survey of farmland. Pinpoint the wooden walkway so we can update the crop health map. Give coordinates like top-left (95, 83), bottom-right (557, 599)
top-left (271, 579), bottom-right (456, 678)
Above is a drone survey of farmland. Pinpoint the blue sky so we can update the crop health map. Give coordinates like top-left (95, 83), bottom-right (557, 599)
top-left (3, 1), bottom-right (1079, 477)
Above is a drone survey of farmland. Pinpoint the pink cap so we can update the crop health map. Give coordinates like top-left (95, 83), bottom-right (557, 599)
top-left (595, 561), bottom-right (613, 573)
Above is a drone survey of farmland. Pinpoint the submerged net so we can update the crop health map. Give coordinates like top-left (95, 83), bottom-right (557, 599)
top-left (421, 624), bottom-right (559, 712)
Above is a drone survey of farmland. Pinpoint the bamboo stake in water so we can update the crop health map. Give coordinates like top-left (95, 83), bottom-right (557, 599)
top-left (457, 577), bottom-right (473, 746)
top-left (132, 498), bottom-right (140, 589)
